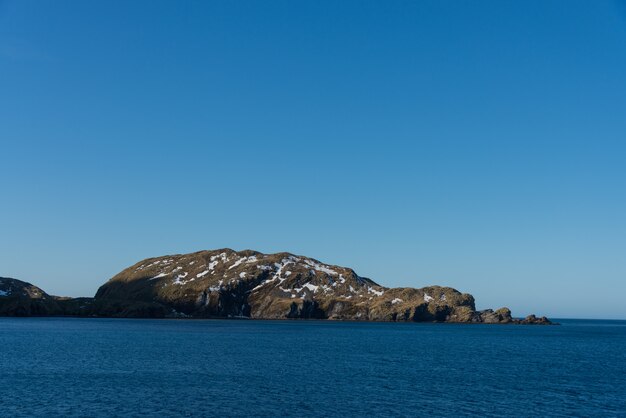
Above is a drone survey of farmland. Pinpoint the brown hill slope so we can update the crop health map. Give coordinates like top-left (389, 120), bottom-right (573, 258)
top-left (95, 249), bottom-right (550, 323)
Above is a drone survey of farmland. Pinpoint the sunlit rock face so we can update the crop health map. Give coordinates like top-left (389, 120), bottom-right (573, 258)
top-left (94, 249), bottom-right (545, 323)
top-left (0, 250), bottom-right (553, 324)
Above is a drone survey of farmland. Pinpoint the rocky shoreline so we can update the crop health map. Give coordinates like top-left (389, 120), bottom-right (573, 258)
top-left (1, 249), bottom-right (553, 324)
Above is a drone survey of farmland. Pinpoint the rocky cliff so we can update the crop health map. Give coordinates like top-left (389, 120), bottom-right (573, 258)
top-left (93, 249), bottom-right (551, 324)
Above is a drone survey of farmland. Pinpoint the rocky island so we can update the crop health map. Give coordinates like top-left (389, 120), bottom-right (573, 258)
top-left (1, 249), bottom-right (552, 324)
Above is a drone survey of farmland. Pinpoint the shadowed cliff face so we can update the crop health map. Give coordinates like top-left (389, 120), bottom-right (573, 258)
top-left (93, 249), bottom-right (551, 324)
top-left (0, 277), bottom-right (60, 316)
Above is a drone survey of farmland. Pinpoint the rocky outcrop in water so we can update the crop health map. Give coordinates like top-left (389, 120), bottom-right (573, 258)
top-left (1, 250), bottom-right (553, 324)
top-left (92, 249), bottom-right (552, 324)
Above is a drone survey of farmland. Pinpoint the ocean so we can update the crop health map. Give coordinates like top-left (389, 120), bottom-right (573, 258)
top-left (0, 318), bottom-right (624, 417)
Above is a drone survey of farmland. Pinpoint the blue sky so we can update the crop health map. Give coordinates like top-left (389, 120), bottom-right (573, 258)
top-left (1, 0), bottom-right (625, 319)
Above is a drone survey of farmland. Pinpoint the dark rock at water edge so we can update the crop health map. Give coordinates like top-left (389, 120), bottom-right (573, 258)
top-left (0, 277), bottom-right (61, 316)
top-left (519, 314), bottom-right (553, 325)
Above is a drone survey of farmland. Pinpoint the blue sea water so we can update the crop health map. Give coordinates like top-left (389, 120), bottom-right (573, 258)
top-left (0, 318), bottom-right (624, 417)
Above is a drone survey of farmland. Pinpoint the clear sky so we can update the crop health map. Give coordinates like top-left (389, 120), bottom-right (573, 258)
top-left (1, 0), bottom-right (625, 319)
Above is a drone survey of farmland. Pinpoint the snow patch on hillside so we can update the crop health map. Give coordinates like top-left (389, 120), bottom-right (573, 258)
top-left (303, 259), bottom-right (338, 276)
top-left (173, 272), bottom-right (193, 285)
top-left (367, 286), bottom-right (384, 297)
top-left (210, 253), bottom-right (228, 264)
top-left (149, 272), bottom-right (168, 281)
top-left (229, 255), bottom-right (257, 270)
